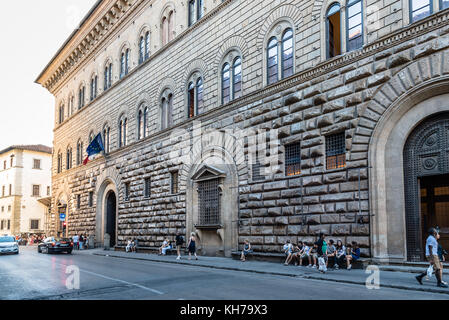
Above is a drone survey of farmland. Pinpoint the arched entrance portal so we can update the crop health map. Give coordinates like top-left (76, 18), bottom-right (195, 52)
top-left (105, 191), bottom-right (117, 247)
top-left (404, 113), bottom-right (449, 261)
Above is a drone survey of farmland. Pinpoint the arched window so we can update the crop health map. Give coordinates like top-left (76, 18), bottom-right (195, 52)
top-left (187, 74), bottom-right (204, 118)
top-left (139, 31), bottom-right (151, 64)
top-left (76, 140), bottom-right (84, 166)
top-left (103, 126), bottom-right (110, 153)
top-left (222, 63), bottom-right (231, 105)
top-left (189, 0), bottom-right (203, 26)
top-left (281, 29), bottom-right (294, 78)
top-left (188, 0), bottom-right (195, 26)
top-left (267, 37), bottom-right (278, 85)
top-left (78, 85), bottom-right (85, 109)
top-left (66, 147), bottom-right (72, 170)
top-left (346, 0), bottom-right (363, 51)
top-left (57, 151), bottom-right (63, 173)
top-left (326, 3), bottom-right (342, 58)
top-left (161, 92), bottom-right (173, 130)
top-left (119, 117), bottom-right (128, 147)
top-left (145, 32), bottom-right (150, 60)
top-left (104, 62), bottom-right (113, 90)
top-left (120, 49), bottom-right (130, 79)
top-left (139, 36), bottom-right (145, 64)
top-left (410, 0), bottom-right (432, 22)
top-left (137, 105), bottom-right (149, 140)
top-left (197, 0), bottom-right (204, 20)
top-left (89, 132), bottom-right (95, 144)
top-left (58, 104), bottom-right (65, 124)
top-left (162, 17), bottom-right (168, 46)
top-left (220, 52), bottom-right (243, 104)
top-left (90, 75), bottom-right (98, 101)
top-left (188, 82), bottom-right (195, 118)
top-left (68, 95), bottom-right (74, 117)
top-left (196, 78), bottom-right (203, 112)
top-left (168, 11), bottom-right (174, 42)
top-left (233, 57), bottom-right (242, 100)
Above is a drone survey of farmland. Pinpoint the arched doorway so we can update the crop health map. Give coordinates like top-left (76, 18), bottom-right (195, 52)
top-left (105, 191), bottom-right (117, 247)
top-left (404, 113), bottom-right (449, 261)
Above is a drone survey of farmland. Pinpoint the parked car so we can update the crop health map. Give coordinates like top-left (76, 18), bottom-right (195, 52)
top-left (37, 237), bottom-right (73, 254)
top-left (0, 236), bottom-right (19, 255)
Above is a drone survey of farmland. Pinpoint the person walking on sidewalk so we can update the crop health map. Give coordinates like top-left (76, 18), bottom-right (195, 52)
top-left (79, 234), bottom-right (84, 251)
top-left (175, 232), bottom-right (185, 260)
top-left (73, 234), bottom-right (79, 250)
top-left (316, 232), bottom-right (328, 273)
top-left (187, 232), bottom-right (198, 260)
top-left (416, 228), bottom-right (448, 288)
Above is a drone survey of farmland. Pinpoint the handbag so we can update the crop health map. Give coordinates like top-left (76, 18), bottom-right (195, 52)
top-left (426, 264), bottom-right (434, 278)
top-left (318, 257), bottom-right (327, 272)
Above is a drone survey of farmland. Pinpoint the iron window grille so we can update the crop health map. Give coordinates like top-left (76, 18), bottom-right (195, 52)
top-left (88, 192), bottom-right (94, 207)
top-left (252, 160), bottom-right (265, 181)
top-left (171, 171), bottom-right (179, 194)
top-left (326, 132), bottom-right (346, 170)
top-left (30, 220), bottom-right (39, 230)
top-left (198, 179), bottom-right (221, 227)
top-left (77, 194), bottom-right (81, 209)
top-left (125, 183), bottom-right (130, 201)
top-left (144, 178), bottom-right (151, 198)
top-left (285, 142), bottom-right (302, 176)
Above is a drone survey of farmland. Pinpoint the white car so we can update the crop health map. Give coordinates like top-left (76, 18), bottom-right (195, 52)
top-left (0, 236), bottom-right (19, 255)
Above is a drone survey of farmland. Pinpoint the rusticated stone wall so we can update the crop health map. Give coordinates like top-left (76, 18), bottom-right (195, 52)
top-left (47, 0), bottom-right (449, 259)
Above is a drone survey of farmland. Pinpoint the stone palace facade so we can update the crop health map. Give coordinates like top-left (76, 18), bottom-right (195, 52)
top-left (37, 0), bottom-right (449, 262)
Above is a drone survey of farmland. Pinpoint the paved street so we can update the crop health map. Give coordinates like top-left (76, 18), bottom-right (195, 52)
top-left (0, 246), bottom-right (448, 300)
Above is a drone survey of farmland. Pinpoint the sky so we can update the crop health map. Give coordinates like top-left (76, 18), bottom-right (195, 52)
top-left (0, 0), bottom-right (98, 151)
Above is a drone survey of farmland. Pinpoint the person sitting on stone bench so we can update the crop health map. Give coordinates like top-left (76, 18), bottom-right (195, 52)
top-left (283, 240), bottom-right (294, 266)
top-left (297, 241), bottom-right (312, 267)
top-left (290, 243), bottom-right (301, 266)
top-left (159, 238), bottom-right (172, 255)
top-left (335, 240), bottom-right (346, 269)
top-left (131, 238), bottom-right (138, 253)
top-left (126, 238), bottom-right (133, 253)
top-left (240, 240), bottom-right (253, 262)
top-left (346, 241), bottom-right (360, 270)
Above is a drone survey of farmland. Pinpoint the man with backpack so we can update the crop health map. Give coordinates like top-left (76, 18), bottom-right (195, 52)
top-left (176, 232), bottom-right (185, 260)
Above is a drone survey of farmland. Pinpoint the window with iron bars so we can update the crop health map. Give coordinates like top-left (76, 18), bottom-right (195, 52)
top-left (285, 142), bottom-right (301, 176)
top-left (326, 132), bottom-right (346, 170)
top-left (198, 179), bottom-right (221, 226)
top-left (171, 171), bottom-right (179, 194)
top-left (144, 178), bottom-right (151, 198)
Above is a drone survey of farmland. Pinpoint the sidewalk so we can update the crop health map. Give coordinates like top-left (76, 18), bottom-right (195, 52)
top-left (81, 249), bottom-right (449, 295)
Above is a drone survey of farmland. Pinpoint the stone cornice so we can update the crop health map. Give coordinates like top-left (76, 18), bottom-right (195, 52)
top-left (36, 0), bottom-right (137, 91)
top-left (37, 0), bottom-right (233, 95)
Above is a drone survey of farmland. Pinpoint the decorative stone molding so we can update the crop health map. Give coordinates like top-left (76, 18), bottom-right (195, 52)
top-left (256, 4), bottom-right (303, 51)
top-left (182, 58), bottom-right (209, 89)
top-left (155, 77), bottom-right (177, 104)
top-left (212, 35), bottom-right (249, 74)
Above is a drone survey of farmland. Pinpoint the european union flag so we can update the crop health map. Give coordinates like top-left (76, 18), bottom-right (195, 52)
top-left (83, 133), bottom-right (105, 165)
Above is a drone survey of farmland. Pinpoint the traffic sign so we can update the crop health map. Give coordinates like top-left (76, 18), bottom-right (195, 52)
top-left (60, 213), bottom-right (66, 221)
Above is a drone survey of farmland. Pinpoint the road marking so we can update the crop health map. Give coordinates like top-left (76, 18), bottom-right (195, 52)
top-left (76, 268), bottom-right (164, 295)
top-left (34, 257), bottom-right (166, 296)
